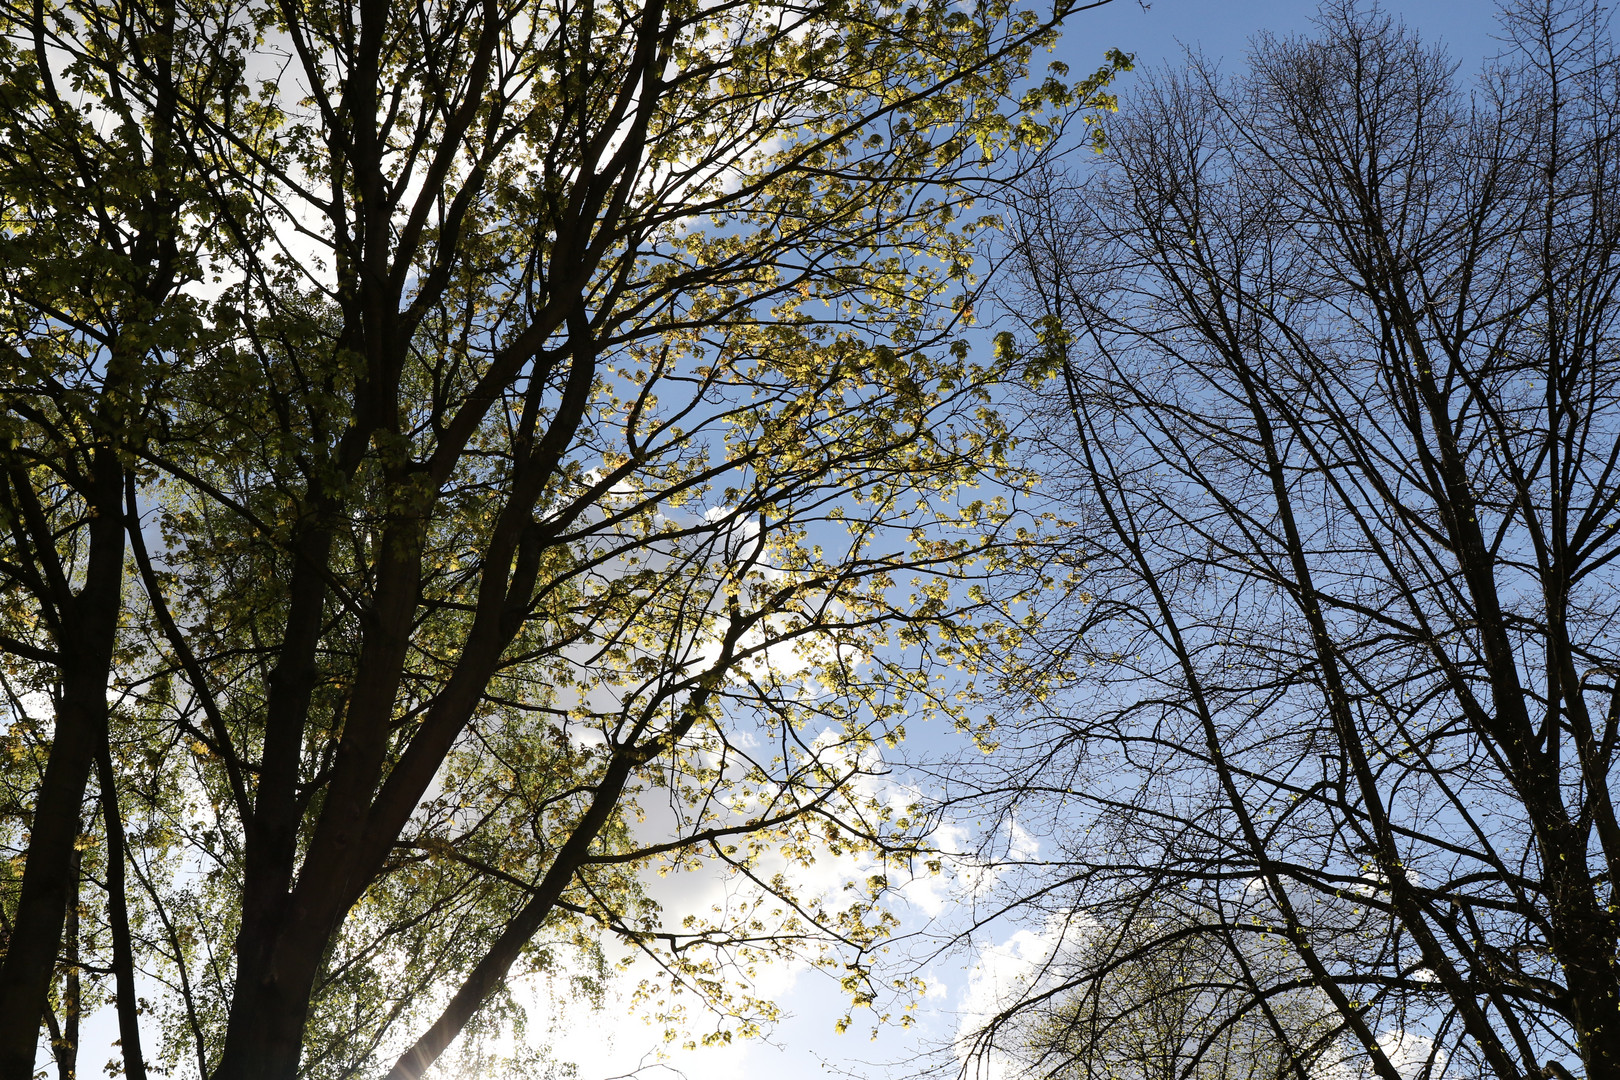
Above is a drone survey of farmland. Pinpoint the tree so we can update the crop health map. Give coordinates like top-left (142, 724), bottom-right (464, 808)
top-left (0, 0), bottom-right (1128, 1076)
top-left (965, 3), bottom-right (1620, 1079)
top-left (987, 902), bottom-right (1339, 1080)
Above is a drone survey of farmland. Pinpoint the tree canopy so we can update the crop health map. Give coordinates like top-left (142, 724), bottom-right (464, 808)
top-left (0, 0), bottom-right (1125, 1076)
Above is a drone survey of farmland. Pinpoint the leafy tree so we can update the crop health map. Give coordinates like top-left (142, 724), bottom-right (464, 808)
top-left (993, 903), bottom-right (1339, 1080)
top-left (0, 0), bottom-right (1127, 1077)
top-left (970, 2), bottom-right (1620, 1079)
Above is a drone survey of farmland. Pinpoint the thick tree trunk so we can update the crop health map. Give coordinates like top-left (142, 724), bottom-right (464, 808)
top-left (210, 937), bottom-right (324, 1080)
top-left (0, 692), bottom-right (95, 1080)
top-left (211, 526), bottom-right (334, 1080)
top-left (0, 456), bottom-right (124, 1080)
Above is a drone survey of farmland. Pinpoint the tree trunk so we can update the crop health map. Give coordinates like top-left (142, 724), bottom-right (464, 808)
top-left (0, 453), bottom-right (125, 1080)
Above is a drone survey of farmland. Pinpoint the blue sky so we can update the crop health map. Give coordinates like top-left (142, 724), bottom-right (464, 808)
top-left (1062, 0), bottom-right (1497, 79)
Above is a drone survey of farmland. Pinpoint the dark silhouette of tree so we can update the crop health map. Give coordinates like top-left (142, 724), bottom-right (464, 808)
top-left (969, 3), bottom-right (1620, 1079)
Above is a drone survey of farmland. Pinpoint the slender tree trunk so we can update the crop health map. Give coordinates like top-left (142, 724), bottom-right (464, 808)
top-left (58, 846), bottom-right (79, 1080)
top-left (96, 731), bottom-right (147, 1080)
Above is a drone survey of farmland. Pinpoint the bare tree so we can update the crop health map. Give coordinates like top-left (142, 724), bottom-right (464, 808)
top-left (967, 3), bottom-right (1620, 1079)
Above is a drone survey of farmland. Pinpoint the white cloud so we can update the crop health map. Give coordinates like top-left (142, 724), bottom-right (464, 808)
top-left (1374, 1029), bottom-right (1446, 1080)
top-left (953, 912), bottom-right (1092, 1080)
